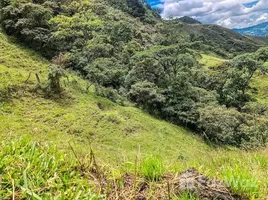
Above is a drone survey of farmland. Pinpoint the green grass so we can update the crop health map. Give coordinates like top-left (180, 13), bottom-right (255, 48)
top-left (250, 73), bottom-right (268, 103)
top-left (199, 54), bottom-right (228, 68)
top-left (0, 137), bottom-right (101, 199)
top-left (140, 155), bottom-right (164, 181)
top-left (1, 32), bottom-right (268, 199)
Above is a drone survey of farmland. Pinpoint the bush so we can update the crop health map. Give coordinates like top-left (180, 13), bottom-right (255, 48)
top-left (198, 106), bottom-right (268, 147)
top-left (95, 86), bottom-right (125, 105)
top-left (128, 81), bottom-right (165, 113)
top-left (198, 106), bottom-right (247, 146)
top-left (1, 2), bottom-right (54, 56)
top-left (46, 64), bottom-right (66, 94)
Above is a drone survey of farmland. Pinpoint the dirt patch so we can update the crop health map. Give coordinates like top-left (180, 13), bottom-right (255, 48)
top-left (171, 168), bottom-right (245, 200)
top-left (87, 167), bottom-right (247, 199)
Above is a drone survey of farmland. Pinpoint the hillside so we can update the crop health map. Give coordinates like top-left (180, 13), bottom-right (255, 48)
top-left (2, 0), bottom-right (268, 199)
top-left (1, 30), bottom-right (268, 199)
top-left (234, 22), bottom-right (268, 37)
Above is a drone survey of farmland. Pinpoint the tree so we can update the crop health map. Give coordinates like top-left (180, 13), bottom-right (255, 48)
top-left (255, 47), bottom-right (268, 62)
top-left (219, 54), bottom-right (262, 108)
top-left (1, 2), bottom-right (53, 55)
top-left (50, 0), bottom-right (102, 51)
top-left (85, 58), bottom-right (126, 89)
top-left (198, 106), bottom-right (246, 146)
top-left (128, 81), bottom-right (165, 113)
top-left (125, 57), bottom-right (165, 87)
top-left (110, 21), bottom-right (132, 45)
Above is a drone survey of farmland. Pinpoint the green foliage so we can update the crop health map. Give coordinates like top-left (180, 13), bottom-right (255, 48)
top-left (126, 56), bottom-right (165, 87)
top-left (1, 2), bottom-right (53, 56)
top-left (1, 0), bottom-right (268, 150)
top-left (50, 1), bottom-right (103, 50)
top-left (85, 58), bottom-right (126, 89)
top-left (95, 86), bottom-right (125, 105)
top-left (110, 21), bottom-right (132, 45)
top-left (128, 81), bottom-right (165, 113)
top-left (106, 0), bottom-right (147, 18)
top-left (46, 64), bottom-right (65, 94)
top-left (220, 54), bottom-right (263, 108)
top-left (198, 106), bottom-right (246, 145)
top-left (3, 31), bottom-right (268, 198)
top-left (255, 47), bottom-right (268, 62)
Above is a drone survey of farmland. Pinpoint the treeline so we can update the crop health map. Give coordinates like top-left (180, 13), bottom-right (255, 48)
top-left (1, 0), bottom-right (268, 147)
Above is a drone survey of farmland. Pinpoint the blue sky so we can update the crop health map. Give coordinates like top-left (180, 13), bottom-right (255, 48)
top-left (146, 0), bottom-right (268, 28)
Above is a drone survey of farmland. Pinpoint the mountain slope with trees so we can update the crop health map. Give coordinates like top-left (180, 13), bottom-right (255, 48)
top-left (1, 26), bottom-right (268, 200)
top-left (2, 0), bottom-right (268, 198)
top-left (1, 0), bottom-right (268, 147)
top-left (234, 22), bottom-right (268, 37)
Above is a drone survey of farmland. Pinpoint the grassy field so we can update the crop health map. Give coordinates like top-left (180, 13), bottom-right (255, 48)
top-left (1, 32), bottom-right (268, 199)
top-left (199, 54), bottom-right (228, 68)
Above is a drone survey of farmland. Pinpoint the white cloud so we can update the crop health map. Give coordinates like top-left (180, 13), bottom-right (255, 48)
top-left (160, 0), bottom-right (268, 28)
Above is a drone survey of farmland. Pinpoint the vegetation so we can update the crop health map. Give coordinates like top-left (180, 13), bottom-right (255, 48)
top-left (1, 0), bottom-right (268, 199)
top-left (1, 26), bottom-right (268, 199)
top-left (2, 0), bottom-right (268, 148)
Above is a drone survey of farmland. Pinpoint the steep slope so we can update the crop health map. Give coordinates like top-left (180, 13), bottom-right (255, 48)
top-left (234, 22), bottom-right (268, 37)
top-left (1, 32), bottom-right (268, 199)
top-left (0, 32), bottom-right (206, 163)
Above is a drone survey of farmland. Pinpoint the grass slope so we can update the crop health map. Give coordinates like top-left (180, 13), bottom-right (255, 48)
top-left (199, 54), bottom-right (228, 68)
top-left (1, 33), bottom-right (268, 199)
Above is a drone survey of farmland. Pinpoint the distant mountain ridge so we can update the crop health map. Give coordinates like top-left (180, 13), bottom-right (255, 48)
top-left (178, 16), bottom-right (202, 24)
top-left (233, 22), bottom-right (268, 37)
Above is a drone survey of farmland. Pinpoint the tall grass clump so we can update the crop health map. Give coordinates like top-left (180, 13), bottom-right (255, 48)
top-left (222, 165), bottom-right (261, 199)
top-left (177, 192), bottom-right (199, 200)
top-left (0, 137), bottom-right (100, 199)
top-left (140, 155), bottom-right (165, 181)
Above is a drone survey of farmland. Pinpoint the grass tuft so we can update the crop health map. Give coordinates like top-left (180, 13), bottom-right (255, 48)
top-left (140, 155), bottom-right (165, 181)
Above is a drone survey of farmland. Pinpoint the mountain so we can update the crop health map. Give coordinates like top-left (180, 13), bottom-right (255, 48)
top-left (167, 21), bottom-right (266, 56)
top-left (233, 22), bottom-right (268, 36)
top-left (178, 16), bottom-right (202, 24)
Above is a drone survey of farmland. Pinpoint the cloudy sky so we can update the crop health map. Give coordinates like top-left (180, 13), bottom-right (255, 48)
top-left (147, 0), bottom-right (268, 29)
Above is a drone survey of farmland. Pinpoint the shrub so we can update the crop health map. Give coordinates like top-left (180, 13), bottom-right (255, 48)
top-left (95, 86), bottom-right (125, 105)
top-left (46, 64), bottom-right (66, 94)
top-left (128, 81), bottom-right (165, 113)
top-left (198, 106), bottom-right (247, 146)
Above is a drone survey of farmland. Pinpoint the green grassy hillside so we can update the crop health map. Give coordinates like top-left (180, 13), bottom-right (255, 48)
top-left (1, 33), bottom-right (268, 199)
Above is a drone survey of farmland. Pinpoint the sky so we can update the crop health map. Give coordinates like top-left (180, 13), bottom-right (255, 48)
top-left (147, 0), bottom-right (268, 29)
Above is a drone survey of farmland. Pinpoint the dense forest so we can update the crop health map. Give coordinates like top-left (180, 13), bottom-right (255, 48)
top-left (1, 0), bottom-right (268, 148)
